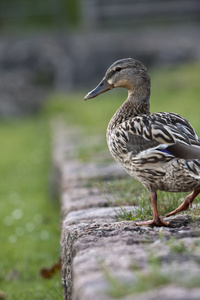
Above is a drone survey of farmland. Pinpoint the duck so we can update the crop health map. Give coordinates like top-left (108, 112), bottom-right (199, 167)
top-left (84, 58), bottom-right (200, 227)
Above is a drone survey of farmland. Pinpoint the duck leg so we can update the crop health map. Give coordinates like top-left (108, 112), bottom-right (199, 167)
top-left (136, 192), bottom-right (170, 227)
top-left (165, 189), bottom-right (200, 217)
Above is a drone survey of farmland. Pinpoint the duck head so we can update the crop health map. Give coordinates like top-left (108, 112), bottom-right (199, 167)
top-left (84, 58), bottom-right (151, 101)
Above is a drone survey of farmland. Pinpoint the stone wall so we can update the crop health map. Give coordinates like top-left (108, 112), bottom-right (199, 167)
top-left (52, 121), bottom-right (200, 300)
top-left (0, 25), bottom-right (200, 117)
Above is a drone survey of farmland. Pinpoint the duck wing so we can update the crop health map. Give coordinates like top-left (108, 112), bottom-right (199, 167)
top-left (121, 112), bottom-right (200, 159)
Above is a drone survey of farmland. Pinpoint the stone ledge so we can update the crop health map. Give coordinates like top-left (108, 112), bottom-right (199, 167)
top-left (52, 122), bottom-right (200, 300)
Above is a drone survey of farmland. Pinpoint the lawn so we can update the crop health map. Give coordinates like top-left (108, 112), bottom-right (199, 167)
top-left (0, 118), bottom-right (62, 299)
top-left (0, 62), bottom-right (200, 299)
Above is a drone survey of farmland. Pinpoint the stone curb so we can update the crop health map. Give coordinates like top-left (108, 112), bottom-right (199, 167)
top-left (51, 122), bottom-right (200, 300)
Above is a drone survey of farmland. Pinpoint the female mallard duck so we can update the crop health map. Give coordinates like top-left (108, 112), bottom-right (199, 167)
top-left (84, 58), bottom-right (200, 227)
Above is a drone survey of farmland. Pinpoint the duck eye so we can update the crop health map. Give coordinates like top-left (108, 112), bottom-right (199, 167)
top-left (115, 67), bottom-right (122, 72)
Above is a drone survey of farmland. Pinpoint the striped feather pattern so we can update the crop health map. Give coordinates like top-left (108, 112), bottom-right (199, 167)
top-left (107, 111), bottom-right (200, 193)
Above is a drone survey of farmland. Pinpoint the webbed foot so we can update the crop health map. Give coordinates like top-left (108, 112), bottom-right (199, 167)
top-left (136, 216), bottom-right (170, 227)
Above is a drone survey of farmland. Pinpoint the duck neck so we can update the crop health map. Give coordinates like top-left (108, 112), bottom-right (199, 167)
top-left (108, 92), bottom-right (150, 132)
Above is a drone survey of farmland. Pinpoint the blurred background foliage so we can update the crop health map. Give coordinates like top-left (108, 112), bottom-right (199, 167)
top-left (0, 0), bottom-right (80, 31)
top-left (0, 0), bottom-right (199, 33)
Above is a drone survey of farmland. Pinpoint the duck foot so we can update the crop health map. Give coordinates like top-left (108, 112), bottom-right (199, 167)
top-left (136, 216), bottom-right (170, 227)
top-left (136, 191), bottom-right (170, 227)
top-left (165, 203), bottom-right (189, 217)
top-left (165, 189), bottom-right (200, 217)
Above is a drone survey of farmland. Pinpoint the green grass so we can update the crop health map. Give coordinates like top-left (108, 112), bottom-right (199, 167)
top-left (150, 63), bottom-right (200, 132)
top-left (98, 178), bottom-right (196, 222)
top-left (0, 118), bottom-right (62, 299)
top-left (0, 62), bottom-right (200, 298)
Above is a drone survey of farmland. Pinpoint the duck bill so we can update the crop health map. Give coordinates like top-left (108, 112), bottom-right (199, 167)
top-left (84, 79), bottom-right (113, 100)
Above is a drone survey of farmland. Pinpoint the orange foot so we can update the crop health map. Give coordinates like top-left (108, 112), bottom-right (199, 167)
top-left (165, 202), bottom-right (190, 217)
top-left (165, 189), bottom-right (200, 217)
top-left (136, 216), bottom-right (170, 227)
